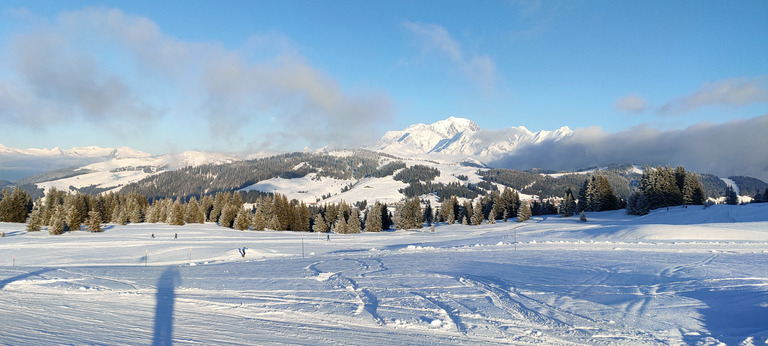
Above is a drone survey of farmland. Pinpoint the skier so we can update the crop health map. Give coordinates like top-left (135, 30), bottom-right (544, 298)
top-left (238, 246), bottom-right (246, 258)
top-left (174, 233), bottom-right (178, 239)
top-left (326, 234), bottom-right (330, 241)
top-left (151, 233), bottom-right (155, 239)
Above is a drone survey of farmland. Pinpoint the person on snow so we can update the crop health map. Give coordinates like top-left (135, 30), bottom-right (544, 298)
top-left (326, 234), bottom-right (330, 241)
top-left (151, 233), bottom-right (155, 239)
top-left (174, 233), bottom-right (178, 239)
top-left (238, 246), bottom-right (247, 258)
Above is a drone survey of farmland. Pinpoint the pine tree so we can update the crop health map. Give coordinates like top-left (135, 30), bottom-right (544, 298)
top-left (87, 210), bottom-right (103, 232)
top-left (312, 213), bottom-right (328, 233)
top-left (251, 206), bottom-right (267, 231)
top-left (517, 202), bottom-right (531, 222)
top-left (725, 185), bottom-right (739, 205)
top-left (48, 205), bottom-right (67, 235)
top-left (295, 202), bottom-right (311, 232)
top-left (364, 203), bottom-right (382, 232)
top-left (423, 201), bottom-right (433, 225)
top-left (234, 208), bottom-right (250, 230)
top-left (169, 202), bottom-right (185, 226)
top-left (560, 188), bottom-right (576, 217)
top-left (347, 209), bottom-right (362, 233)
top-left (488, 208), bottom-right (496, 224)
top-left (580, 210), bottom-right (587, 222)
top-left (219, 204), bottom-right (239, 228)
top-left (626, 192), bottom-right (650, 216)
top-left (267, 214), bottom-right (281, 230)
top-left (396, 197), bottom-right (423, 230)
top-left (470, 201), bottom-right (483, 225)
top-left (440, 197), bottom-right (456, 224)
top-left (0, 187), bottom-right (32, 223)
top-left (334, 213), bottom-right (348, 233)
top-left (26, 200), bottom-right (43, 232)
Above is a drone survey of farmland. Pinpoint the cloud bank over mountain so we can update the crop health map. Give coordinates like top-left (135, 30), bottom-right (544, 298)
top-left (489, 114), bottom-right (768, 181)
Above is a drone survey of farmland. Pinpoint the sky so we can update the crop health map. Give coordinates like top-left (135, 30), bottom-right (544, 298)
top-left (0, 1), bottom-right (767, 158)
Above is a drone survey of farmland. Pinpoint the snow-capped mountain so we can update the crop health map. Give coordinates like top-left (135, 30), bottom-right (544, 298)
top-left (373, 116), bottom-right (573, 159)
top-left (0, 144), bottom-right (151, 159)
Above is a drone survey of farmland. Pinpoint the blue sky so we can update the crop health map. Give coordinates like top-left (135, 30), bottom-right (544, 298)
top-left (0, 0), bottom-right (766, 155)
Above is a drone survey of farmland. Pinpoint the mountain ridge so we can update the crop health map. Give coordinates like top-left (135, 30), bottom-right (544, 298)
top-left (372, 116), bottom-right (573, 158)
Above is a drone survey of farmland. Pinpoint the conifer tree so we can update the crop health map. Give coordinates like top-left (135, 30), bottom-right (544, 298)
top-left (251, 206), bottom-right (267, 231)
top-left (423, 200), bottom-right (433, 225)
top-left (440, 197), bottom-right (456, 224)
top-left (725, 185), bottom-right (738, 205)
top-left (267, 214), bottom-right (281, 230)
top-left (26, 200), bottom-right (43, 232)
top-left (364, 203), bottom-right (382, 232)
top-left (65, 204), bottom-right (83, 231)
top-left (488, 208), bottom-right (496, 224)
top-left (87, 210), bottom-right (103, 232)
top-left (295, 202), bottom-right (310, 232)
top-left (49, 205), bottom-right (67, 235)
top-left (560, 188), bottom-right (576, 217)
top-left (219, 204), bottom-right (238, 228)
top-left (580, 210), bottom-right (587, 222)
top-left (471, 201), bottom-right (483, 225)
top-left (347, 209), bottom-right (362, 233)
top-left (169, 202), bottom-right (185, 226)
top-left (0, 187), bottom-right (32, 223)
top-left (334, 213), bottom-right (348, 233)
top-left (312, 213), bottom-right (328, 233)
top-left (234, 208), bottom-right (250, 230)
top-left (518, 202), bottom-right (531, 222)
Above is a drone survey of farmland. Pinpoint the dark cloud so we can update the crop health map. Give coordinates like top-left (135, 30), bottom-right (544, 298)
top-left (489, 115), bottom-right (768, 181)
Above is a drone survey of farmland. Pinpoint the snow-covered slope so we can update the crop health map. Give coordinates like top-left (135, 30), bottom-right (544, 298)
top-left (33, 151), bottom-right (241, 194)
top-left (1, 203), bottom-right (766, 345)
top-left (373, 116), bottom-right (573, 159)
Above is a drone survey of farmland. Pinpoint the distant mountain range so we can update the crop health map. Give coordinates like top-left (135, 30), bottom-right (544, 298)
top-left (372, 116), bottom-right (573, 159)
top-left (1, 117), bottom-right (766, 203)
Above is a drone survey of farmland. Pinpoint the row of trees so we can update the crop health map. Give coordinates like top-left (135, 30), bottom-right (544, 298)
top-left (627, 166), bottom-right (706, 215)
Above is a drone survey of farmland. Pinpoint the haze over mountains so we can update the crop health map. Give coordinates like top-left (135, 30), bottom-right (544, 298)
top-left (1, 115), bottom-right (767, 186)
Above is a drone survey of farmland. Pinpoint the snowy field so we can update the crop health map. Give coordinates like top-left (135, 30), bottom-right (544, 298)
top-left (1, 204), bottom-right (767, 345)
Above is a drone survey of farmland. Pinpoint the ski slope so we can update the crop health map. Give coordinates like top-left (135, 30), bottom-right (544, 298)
top-left (1, 204), bottom-right (767, 345)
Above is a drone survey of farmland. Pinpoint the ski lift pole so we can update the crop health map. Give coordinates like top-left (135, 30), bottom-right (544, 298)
top-left (301, 236), bottom-right (305, 259)
top-left (145, 249), bottom-right (148, 267)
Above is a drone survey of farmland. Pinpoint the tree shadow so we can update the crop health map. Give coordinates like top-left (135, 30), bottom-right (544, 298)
top-left (152, 267), bottom-right (181, 346)
top-left (0, 268), bottom-right (55, 289)
top-left (681, 287), bottom-right (768, 344)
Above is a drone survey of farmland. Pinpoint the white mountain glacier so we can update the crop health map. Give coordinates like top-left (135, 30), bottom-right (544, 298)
top-left (373, 116), bottom-right (572, 159)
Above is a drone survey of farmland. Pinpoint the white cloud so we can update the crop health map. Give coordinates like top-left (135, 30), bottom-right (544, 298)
top-left (0, 7), bottom-right (392, 150)
top-left (614, 93), bottom-right (649, 114)
top-left (402, 21), bottom-right (499, 90)
top-left (659, 77), bottom-right (768, 115)
top-left (490, 114), bottom-right (768, 182)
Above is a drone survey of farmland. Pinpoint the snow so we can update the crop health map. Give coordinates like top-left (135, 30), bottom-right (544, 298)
top-left (373, 116), bottom-right (573, 159)
top-left (1, 203), bottom-right (767, 344)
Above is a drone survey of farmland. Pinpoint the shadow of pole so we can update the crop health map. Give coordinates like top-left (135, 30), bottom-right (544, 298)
top-left (152, 267), bottom-right (181, 346)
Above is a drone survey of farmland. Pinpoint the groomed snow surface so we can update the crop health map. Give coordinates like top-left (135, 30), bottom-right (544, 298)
top-left (1, 204), bottom-right (767, 345)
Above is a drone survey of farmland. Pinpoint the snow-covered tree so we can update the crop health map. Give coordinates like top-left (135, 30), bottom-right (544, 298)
top-left (517, 202), bottom-right (531, 222)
